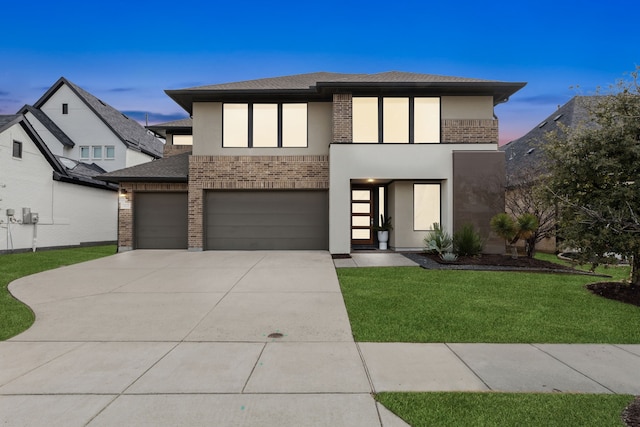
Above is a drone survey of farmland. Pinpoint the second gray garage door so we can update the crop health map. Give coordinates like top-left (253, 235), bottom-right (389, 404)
top-left (205, 191), bottom-right (328, 250)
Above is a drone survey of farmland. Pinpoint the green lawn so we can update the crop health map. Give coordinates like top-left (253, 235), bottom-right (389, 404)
top-left (376, 392), bottom-right (634, 427)
top-left (0, 245), bottom-right (116, 340)
top-left (337, 262), bottom-right (639, 343)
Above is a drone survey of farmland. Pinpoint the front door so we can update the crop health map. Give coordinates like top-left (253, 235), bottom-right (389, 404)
top-left (351, 188), bottom-right (374, 245)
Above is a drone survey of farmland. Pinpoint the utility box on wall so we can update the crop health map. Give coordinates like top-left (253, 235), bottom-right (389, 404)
top-left (22, 208), bottom-right (39, 224)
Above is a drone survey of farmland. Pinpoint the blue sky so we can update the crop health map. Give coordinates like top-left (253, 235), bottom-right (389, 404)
top-left (1, 0), bottom-right (636, 144)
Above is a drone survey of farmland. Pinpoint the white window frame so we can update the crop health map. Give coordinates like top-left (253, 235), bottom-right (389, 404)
top-left (80, 146), bottom-right (90, 159)
top-left (105, 145), bottom-right (115, 159)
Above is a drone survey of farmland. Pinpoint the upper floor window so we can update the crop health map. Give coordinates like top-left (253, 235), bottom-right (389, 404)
top-left (105, 146), bottom-right (115, 159)
top-left (352, 97), bottom-right (440, 144)
top-left (62, 103), bottom-right (68, 114)
top-left (92, 146), bottom-right (102, 159)
top-left (12, 140), bottom-right (22, 159)
top-left (80, 146), bottom-right (90, 159)
top-left (223, 103), bottom-right (308, 148)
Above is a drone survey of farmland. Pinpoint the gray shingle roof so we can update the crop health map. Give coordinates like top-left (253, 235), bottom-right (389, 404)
top-left (99, 150), bottom-right (190, 183)
top-left (33, 78), bottom-right (164, 158)
top-left (147, 118), bottom-right (192, 138)
top-left (0, 115), bottom-right (20, 131)
top-left (19, 105), bottom-right (75, 147)
top-left (501, 96), bottom-right (596, 185)
top-left (166, 71), bottom-right (526, 113)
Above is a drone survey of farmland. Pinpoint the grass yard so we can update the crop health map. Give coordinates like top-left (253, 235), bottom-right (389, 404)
top-left (376, 392), bottom-right (634, 427)
top-left (337, 264), bottom-right (640, 343)
top-left (0, 245), bottom-right (116, 340)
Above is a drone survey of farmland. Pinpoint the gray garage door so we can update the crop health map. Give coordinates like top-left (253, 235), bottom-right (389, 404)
top-left (205, 191), bottom-right (328, 250)
top-left (134, 192), bottom-right (188, 249)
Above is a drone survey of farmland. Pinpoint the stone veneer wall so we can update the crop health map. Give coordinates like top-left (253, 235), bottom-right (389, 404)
top-left (441, 119), bottom-right (498, 143)
top-left (117, 182), bottom-right (189, 250)
top-left (188, 155), bottom-right (329, 250)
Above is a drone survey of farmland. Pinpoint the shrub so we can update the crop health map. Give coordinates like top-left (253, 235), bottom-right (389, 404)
top-left (453, 224), bottom-right (484, 256)
top-left (424, 222), bottom-right (453, 255)
top-left (440, 252), bottom-right (458, 262)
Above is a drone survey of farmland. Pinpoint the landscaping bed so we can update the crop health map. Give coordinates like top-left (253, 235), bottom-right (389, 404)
top-left (421, 252), bottom-right (575, 270)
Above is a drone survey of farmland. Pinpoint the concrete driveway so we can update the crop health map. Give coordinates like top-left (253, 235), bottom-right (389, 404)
top-left (1, 250), bottom-right (406, 427)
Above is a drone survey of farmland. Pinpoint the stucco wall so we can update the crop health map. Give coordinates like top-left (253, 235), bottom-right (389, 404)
top-left (441, 96), bottom-right (494, 119)
top-left (192, 101), bottom-right (331, 156)
top-left (0, 122), bottom-right (116, 251)
top-left (329, 143), bottom-right (497, 254)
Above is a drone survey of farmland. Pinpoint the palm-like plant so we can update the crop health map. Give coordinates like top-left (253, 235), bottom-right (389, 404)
top-left (491, 213), bottom-right (539, 258)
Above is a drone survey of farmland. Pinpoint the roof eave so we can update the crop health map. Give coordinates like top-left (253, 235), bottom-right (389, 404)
top-left (99, 176), bottom-right (188, 183)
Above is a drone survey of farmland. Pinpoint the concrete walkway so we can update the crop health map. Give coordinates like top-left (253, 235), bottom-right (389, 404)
top-left (2, 251), bottom-right (640, 426)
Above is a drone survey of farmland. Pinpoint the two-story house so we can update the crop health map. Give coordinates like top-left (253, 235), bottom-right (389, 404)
top-left (101, 71), bottom-right (525, 254)
top-left (19, 77), bottom-right (163, 171)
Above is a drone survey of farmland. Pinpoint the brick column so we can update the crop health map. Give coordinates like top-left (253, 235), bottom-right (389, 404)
top-left (332, 93), bottom-right (352, 143)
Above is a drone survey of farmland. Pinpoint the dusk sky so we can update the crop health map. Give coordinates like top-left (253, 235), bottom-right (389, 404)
top-left (1, 0), bottom-right (636, 144)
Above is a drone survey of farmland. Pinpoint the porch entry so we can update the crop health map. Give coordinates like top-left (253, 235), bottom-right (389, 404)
top-left (351, 185), bottom-right (386, 248)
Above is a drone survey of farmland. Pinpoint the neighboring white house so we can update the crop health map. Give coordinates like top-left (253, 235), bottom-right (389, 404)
top-left (18, 77), bottom-right (163, 172)
top-left (0, 114), bottom-right (117, 253)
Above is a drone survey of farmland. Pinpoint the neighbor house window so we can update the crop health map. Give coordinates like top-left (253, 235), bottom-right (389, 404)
top-left (414, 183), bottom-right (441, 230)
top-left (12, 140), bottom-right (22, 158)
top-left (352, 97), bottom-right (440, 143)
top-left (62, 103), bottom-right (68, 114)
top-left (172, 135), bottom-right (193, 145)
top-left (80, 146), bottom-right (90, 159)
top-left (223, 103), bottom-right (308, 148)
top-left (105, 146), bottom-right (115, 159)
top-left (92, 145), bottom-right (102, 159)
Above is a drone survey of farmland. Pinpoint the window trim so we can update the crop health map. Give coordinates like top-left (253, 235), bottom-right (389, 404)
top-left (222, 102), bottom-right (308, 148)
top-left (105, 145), bottom-right (115, 159)
top-left (413, 182), bottom-right (442, 231)
top-left (12, 140), bottom-right (23, 159)
top-left (352, 96), bottom-right (441, 144)
top-left (80, 145), bottom-right (90, 159)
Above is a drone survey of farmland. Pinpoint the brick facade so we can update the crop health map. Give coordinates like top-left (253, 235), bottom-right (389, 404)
top-left (332, 93), bottom-right (352, 143)
top-left (117, 182), bottom-right (188, 250)
top-left (441, 119), bottom-right (498, 143)
top-left (188, 155), bottom-right (329, 249)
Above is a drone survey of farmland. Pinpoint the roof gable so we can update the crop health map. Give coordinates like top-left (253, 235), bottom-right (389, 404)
top-left (19, 105), bottom-right (76, 147)
top-left (0, 114), bottom-right (116, 191)
top-left (33, 77), bottom-right (163, 158)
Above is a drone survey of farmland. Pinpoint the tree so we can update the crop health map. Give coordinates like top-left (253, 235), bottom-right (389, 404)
top-left (544, 68), bottom-right (640, 285)
top-left (490, 212), bottom-right (539, 258)
top-left (505, 166), bottom-right (557, 258)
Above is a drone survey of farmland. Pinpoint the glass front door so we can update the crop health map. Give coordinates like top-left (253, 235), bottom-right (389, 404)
top-left (351, 188), bottom-right (373, 245)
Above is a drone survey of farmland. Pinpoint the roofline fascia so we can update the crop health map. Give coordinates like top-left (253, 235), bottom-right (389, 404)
top-left (99, 176), bottom-right (188, 184)
top-left (53, 171), bottom-right (119, 191)
top-left (19, 104), bottom-right (76, 147)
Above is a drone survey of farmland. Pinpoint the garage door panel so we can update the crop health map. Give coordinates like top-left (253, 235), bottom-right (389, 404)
top-left (134, 192), bottom-right (188, 249)
top-left (205, 191), bottom-right (328, 250)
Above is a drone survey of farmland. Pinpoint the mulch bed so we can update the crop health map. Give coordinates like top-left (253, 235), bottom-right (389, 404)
top-left (623, 396), bottom-right (640, 427)
top-left (586, 282), bottom-right (640, 307)
top-left (422, 253), bottom-right (575, 271)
